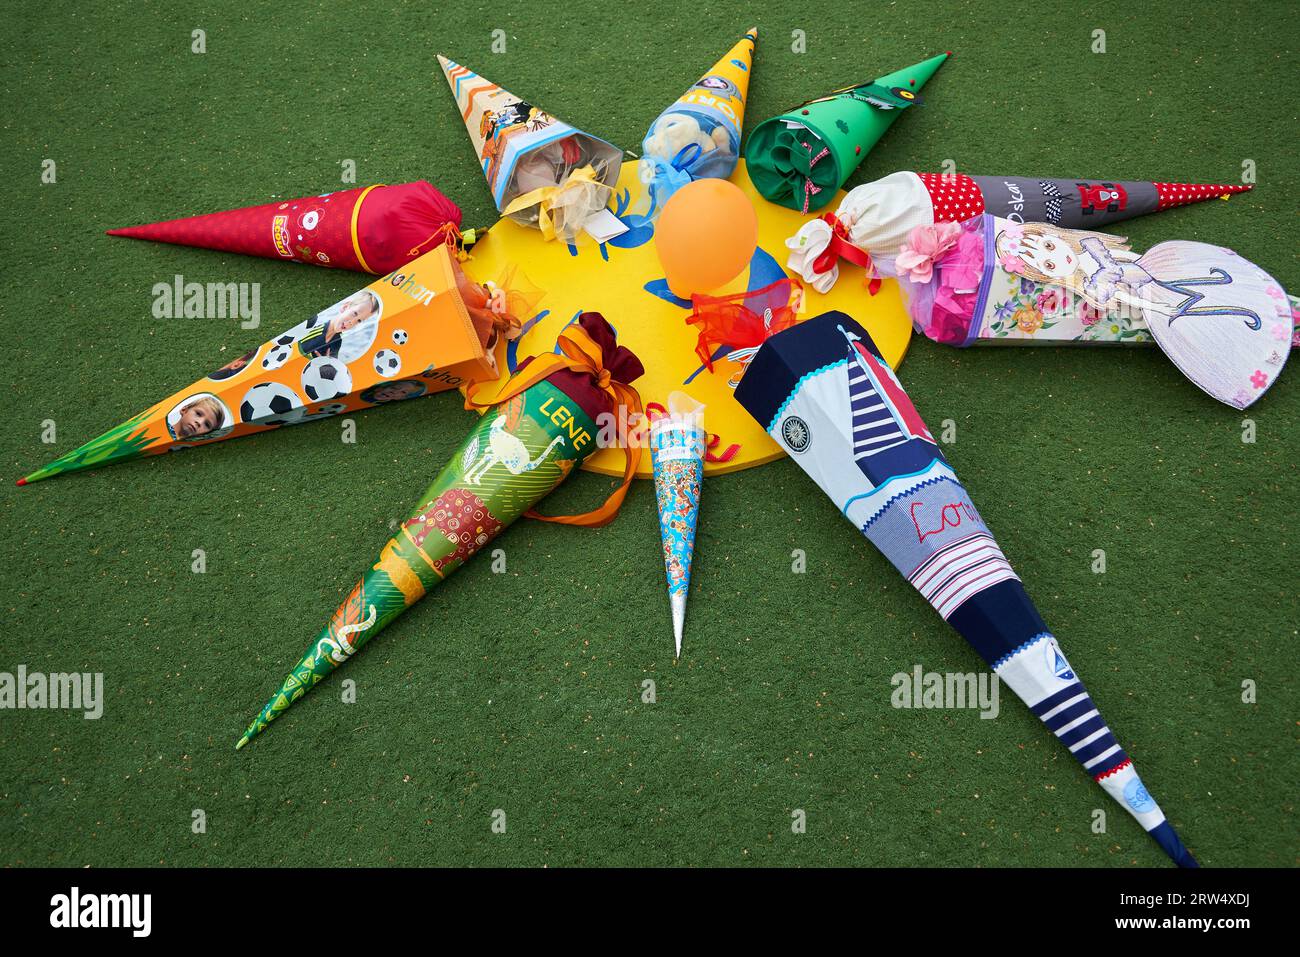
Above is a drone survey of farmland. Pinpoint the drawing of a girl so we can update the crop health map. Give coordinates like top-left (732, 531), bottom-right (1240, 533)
top-left (995, 223), bottom-right (1151, 308)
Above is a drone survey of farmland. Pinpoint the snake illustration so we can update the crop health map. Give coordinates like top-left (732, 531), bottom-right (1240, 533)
top-left (319, 603), bottom-right (377, 664)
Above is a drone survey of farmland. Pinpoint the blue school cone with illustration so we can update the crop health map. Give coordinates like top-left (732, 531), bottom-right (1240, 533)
top-left (733, 312), bottom-right (1198, 866)
top-left (650, 392), bottom-right (706, 658)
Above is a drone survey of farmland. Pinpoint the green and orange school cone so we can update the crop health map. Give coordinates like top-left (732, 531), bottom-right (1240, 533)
top-left (18, 244), bottom-right (530, 486)
top-left (236, 312), bottom-right (644, 748)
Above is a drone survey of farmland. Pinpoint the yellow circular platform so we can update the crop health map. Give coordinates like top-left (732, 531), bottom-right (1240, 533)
top-left (463, 160), bottom-right (911, 478)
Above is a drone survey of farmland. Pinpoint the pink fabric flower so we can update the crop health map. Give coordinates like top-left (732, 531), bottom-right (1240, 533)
top-left (895, 221), bottom-right (963, 285)
top-left (1250, 369), bottom-right (1268, 389)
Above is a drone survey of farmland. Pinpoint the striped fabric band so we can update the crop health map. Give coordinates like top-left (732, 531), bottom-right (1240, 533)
top-left (908, 532), bottom-right (1020, 619)
top-left (1030, 680), bottom-right (1129, 776)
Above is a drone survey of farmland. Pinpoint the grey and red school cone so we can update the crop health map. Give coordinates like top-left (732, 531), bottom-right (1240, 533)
top-left (787, 170), bottom-right (1252, 292)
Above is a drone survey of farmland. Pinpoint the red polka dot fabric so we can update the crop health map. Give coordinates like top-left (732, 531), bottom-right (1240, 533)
top-left (1154, 182), bottom-right (1251, 210)
top-left (916, 172), bottom-right (986, 221)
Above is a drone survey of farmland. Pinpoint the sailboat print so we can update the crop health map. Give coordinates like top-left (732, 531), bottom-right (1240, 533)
top-left (840, 324), bottom-right (936, 484)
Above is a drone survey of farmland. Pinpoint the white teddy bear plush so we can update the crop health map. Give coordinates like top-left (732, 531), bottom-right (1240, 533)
top-left (644, 112), bottom-right (730, 161)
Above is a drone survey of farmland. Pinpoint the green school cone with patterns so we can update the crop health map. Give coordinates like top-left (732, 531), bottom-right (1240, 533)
top-left (236, 313), bottom-right (644, 748)
top-left (744, 52), bottom-right (950, 212)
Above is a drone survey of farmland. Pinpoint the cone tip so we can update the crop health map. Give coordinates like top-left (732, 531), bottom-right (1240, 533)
top-left (670, 592), bottom-right (686, 659)
top-left (15, 477), bottom-right (27, 487)
top-left (235, 734), bottom-right (249, 751)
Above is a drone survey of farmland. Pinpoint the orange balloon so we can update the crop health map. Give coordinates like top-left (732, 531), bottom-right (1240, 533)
top-left (654, 179), bottom-right (759, 298)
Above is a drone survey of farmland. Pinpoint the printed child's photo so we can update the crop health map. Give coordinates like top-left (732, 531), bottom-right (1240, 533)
top-left (295, 290), bottom-right (382, 363)
top-left (207, 346), bottom-right (259, 381)
top-left (360, 379), bottom-right (427, 404)
top-left (166, 392), bottom-right (234, 442)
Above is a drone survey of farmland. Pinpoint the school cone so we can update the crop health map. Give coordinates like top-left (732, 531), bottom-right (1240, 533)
top-left (649, 392), bottom-right (706, 658)
top-left (438, 54), bottom-right (622, 240)
top-left (19, 245), bottom-right (521, 484)
top-left (640, 28), bottom-right (758, 209)
top-left (787, 170), bottom-right (1254, 288)
top-left (733, 312), bottom-right (1197, 866)
top-left (745, 52), bottom-right (950, 212)
top-left (236, 313), bottom-right (644, 748)
top-left (107, 181), bottom-right (467, 274)
top-left (869, 213), bottom-right (1293, 407)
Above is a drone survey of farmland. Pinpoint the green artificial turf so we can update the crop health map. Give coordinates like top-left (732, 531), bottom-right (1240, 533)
top-left (1, 0), bottom-right (1296, 868)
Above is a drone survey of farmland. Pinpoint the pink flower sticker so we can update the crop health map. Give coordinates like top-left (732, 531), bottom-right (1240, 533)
top-left (999, 254), bottom-right (1025, 273)
top-left (1036, 289), bottom-right (1065, 315)
top-left (1250, 369), bottom-right (1269, 389)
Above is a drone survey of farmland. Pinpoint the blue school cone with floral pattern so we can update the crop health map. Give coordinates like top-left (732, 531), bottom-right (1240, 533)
top-left (734, 312), bottom-right (1197, 866)
top-left (649, 392), bottom-right (706, 658)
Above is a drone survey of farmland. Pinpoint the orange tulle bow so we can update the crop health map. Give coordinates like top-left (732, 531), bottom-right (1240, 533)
top-left (464, 320), bottom-right (644, 527)
top-left (686, 279), bottom-right (799, 374)
top-left (452, 259), bottom-right (543, 356)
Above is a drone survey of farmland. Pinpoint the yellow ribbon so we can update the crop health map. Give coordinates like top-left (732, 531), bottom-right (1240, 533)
top-left (349, 183), bottom-right (382, 273)
top-left (464, 323), bottom-right (642, 527)
top-left (501, 165), bottom-right (611, 242)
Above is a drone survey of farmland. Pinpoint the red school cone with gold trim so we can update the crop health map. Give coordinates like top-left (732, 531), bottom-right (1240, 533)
top-left (106, 181), bottom-right (469, 274)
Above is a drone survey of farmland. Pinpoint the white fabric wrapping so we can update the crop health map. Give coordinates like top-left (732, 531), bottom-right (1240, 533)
top-left (785, 171), bottom-right (936, 292)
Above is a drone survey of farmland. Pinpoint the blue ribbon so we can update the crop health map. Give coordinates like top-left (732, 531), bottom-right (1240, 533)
top-left (644, 143), bottom-right (703, 215)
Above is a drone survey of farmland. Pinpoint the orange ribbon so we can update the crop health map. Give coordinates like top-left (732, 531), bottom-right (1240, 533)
top-left (408, 220), bottom-right (461, 259)
top-left (464, 324), bottom-right (643, 527)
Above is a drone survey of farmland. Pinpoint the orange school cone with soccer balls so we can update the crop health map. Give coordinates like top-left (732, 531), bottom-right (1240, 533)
top-left (19, 245), bottom-right (535, 485)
